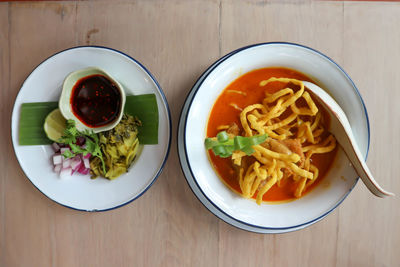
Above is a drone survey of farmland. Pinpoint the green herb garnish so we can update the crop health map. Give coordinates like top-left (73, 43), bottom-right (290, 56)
top-left (59, 120), bottom-right (106, 174)
top-left (205, 131), bottom-right (268, 158)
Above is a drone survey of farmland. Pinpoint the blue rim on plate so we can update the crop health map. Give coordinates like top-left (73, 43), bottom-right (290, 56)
top-left (11, 45), bottom-right (172, 212)
top-left (178, 42), bottom-right (370, 231)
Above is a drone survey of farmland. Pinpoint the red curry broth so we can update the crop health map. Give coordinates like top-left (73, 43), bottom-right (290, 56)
top-left (206, 67), bottom-right (337, 202)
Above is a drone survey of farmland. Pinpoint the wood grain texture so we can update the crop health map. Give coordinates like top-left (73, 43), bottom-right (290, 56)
top-left (0, 1), bottom-right (399, 267)
top-left (4, 2), bottom-right (77, 267)
top-left (0, 3), bottom-right (9, 267)
top-left (336, 2), bottom-right (400, 267)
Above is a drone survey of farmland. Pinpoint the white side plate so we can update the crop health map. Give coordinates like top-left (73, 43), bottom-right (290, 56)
top-left (11, 46), bottom-right (171, 211)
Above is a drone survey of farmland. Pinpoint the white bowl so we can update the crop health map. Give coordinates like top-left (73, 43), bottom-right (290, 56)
top-left (178, 54), bottom-right (320, 233)
top-left (11, 46), bottom-right (171, 211)
top-left (59, 67), bottom-right (126, 133)
top-left (181, 42), bottom-right (369, 231)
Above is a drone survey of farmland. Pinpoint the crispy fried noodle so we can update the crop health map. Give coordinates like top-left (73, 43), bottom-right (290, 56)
top-left (230, 77), bottom-right (336, 204)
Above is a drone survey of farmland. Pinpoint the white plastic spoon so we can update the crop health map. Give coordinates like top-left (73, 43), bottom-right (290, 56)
top-left (302, 81), bottom-right (394, 198)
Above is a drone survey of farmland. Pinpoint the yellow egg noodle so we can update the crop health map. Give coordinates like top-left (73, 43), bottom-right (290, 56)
top-left (228, 77), bottom-right (336, 204)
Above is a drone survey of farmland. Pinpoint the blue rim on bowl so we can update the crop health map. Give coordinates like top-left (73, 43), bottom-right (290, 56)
top-left (178, 42), bottom-right (370, 231)
top-left (11, 46), bottom-right (172, 212)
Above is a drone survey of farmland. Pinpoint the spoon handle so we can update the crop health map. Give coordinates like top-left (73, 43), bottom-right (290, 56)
top-left (333, 119), bottom-right (394, 197)
top-left (302, 81), bottom-right (394, 197)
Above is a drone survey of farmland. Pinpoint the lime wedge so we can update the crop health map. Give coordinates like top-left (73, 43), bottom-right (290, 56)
top-left (43, 109), bottom-right (66, 142)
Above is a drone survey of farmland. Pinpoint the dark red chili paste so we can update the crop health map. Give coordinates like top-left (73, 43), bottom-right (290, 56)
top-left (71, 74), bottom-right (121, 128)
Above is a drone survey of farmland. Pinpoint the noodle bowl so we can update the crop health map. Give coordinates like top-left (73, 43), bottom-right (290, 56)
top-left (182, 42), bottom-right (369, 230)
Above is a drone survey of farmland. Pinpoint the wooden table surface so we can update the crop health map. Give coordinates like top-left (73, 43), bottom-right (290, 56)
top-left (1, 1), bottom-right (399, 266)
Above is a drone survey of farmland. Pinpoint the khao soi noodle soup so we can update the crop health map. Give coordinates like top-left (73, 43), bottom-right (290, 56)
top-left (205, 67), bottom-right (337, 204)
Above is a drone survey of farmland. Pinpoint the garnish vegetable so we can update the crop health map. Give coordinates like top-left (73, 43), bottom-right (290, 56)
top-left (205, 131), bottom-right (268, 158)
top-left (58, 120), bottom-right (106, 174)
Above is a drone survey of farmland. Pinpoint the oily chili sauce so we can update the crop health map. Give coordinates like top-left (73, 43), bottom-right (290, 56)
top-left (206, 67), bottom-right (337, 202)
top-left (71, 74), bottom-right (121, 128)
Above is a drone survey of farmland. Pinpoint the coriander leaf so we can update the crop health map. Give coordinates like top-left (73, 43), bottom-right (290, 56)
top-left (69, 143), bottom-right (86, 155)
top-left (58, 120), bottom-right (78, 144)
top-left (85, 139), bottom-right (97, 154)
top-left (66, 127), bottom-right (78, 138)
top-left (65, 119), bottom-right (76, 129)
top-left (62, 150), bottom-right (75, 158)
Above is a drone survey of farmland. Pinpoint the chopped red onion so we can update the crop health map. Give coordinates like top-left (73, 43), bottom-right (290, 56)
top-left (83, 153), bottom-right (91, 159)
top-left (77, 163), bottom-right (88, 174)
top-left (83, 157), bottom-right (90, 169)
top-left (70, 156), bottom-right (82, 172)
top-left (51, 140), bottom-right (91, 178)
top-left (53, 154), bottom-right (62, 165)
top-left (62, 158), bottom-right (71, 168)
top-left (52, 143), bottom-right (60, 152)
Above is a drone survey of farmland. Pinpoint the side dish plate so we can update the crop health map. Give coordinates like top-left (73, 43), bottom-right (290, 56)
top-left (11, 46), bottom-right (171, 211)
